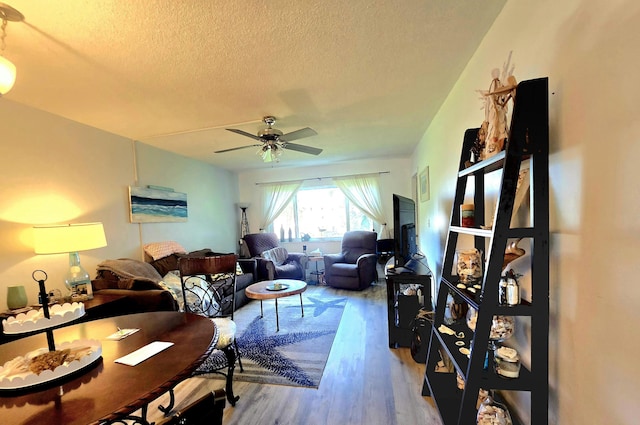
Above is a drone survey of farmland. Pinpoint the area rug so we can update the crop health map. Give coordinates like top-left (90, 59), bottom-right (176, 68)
top-left (194, 285), bottom-right (346, 388)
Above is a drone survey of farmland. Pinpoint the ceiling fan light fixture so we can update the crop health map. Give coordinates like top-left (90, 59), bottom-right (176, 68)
top-left (0, 2), bottom-right (24, 96)
top-left (0, 54), bottom-right (15, 94)
top-left (223, 115), bottom-right (319, 163)
top-left (259, 143), bottom-right (282, 163)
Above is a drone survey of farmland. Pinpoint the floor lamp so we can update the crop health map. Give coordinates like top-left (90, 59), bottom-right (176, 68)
top-left (237, 203), bottom-right (250, 258)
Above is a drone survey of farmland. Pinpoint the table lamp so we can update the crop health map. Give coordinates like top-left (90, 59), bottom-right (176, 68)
top-left (33, 222), bottom-right (107, 300)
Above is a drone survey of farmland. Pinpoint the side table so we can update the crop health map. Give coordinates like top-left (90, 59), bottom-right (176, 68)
top-left (81, 293), bottom-right (130, 320)
top-left (307, 256), bottom-right (324, 285)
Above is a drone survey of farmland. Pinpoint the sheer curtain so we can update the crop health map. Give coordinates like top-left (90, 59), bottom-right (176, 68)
top-left (333, 174), bottom-right (389, 238)
top-left (259, 180), bottom-right (303, 231)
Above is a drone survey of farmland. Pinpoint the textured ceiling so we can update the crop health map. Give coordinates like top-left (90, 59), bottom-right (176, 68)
top-left (2, 0), bottom-right (505, 171)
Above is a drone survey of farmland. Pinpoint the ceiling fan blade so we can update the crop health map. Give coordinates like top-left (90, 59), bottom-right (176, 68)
top-left (215, 144), bottom-right (261, 153)
top-left (280, 127), bottom-right (317, 142)
top-left (284, 142), bottom-right (323, 155)
top-left (226, 128), bottom-right (262, 141)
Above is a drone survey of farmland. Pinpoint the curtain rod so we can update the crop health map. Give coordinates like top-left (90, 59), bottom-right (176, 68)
top-left (255, 171), bottom-right (390, 186)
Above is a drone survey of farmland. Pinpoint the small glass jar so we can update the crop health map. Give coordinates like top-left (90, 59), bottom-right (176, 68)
top-left (456, 248), bottom-right (482, 283)
top-left (477, 395), bottom-right (513, 425)
top-left (494, 346), bottom-right (521, 379)
top-left (489, 316), bottom-right (515, 342)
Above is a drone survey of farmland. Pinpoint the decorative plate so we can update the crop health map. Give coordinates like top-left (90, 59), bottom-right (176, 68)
top-left (266, 284), bottom-right (289, 291)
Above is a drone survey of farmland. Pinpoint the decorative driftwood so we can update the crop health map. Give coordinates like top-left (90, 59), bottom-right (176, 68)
top-left (473, 52), bottom-right (518, 163)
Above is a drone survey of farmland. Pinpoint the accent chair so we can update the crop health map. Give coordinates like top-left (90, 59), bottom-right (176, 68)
top-left (242, 232), bottom-right (307, 281)
top-left (323, 230), bottom-right (378, 290)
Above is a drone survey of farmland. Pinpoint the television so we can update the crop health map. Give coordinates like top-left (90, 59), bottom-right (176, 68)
top-left (393, 194), bottom-right (418, 268)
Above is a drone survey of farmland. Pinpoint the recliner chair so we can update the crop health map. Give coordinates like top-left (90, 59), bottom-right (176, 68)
top-left (242, 232), bottom-right (307, 281)
top-left (323, 230), bottom-right (378, 290)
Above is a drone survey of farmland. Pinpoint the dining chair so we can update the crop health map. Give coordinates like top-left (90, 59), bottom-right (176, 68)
top-left (178, 254), bottom-right (243, 406)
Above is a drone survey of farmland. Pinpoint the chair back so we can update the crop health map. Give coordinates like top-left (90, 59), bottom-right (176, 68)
top-left (243, 233), bottom-right (280, 257)
top-left (178, 254), bottom-right (238, 319)
top-left (341, 231), bottom-right (378, 263)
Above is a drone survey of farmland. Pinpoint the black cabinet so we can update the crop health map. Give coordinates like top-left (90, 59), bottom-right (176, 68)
top-left (422, 78), bottom-right (549, 425)
top-left (385, 258), bottom-right (432, 348)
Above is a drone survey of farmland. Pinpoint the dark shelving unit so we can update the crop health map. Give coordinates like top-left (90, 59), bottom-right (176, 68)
top-left (422, 78), bottom-right (549, 425)
top-left (385, 259), bottom-right (432, 348)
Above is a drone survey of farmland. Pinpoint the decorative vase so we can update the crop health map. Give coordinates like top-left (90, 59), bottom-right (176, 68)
top-left (7, 285), bottom-right (28, 310)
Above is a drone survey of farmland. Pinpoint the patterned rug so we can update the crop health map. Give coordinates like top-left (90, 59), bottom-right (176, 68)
top-left (194, 285), bottom-right (346, 388)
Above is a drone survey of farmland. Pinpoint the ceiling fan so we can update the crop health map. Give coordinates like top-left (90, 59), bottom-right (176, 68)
top-left (215, 116), bottom-right (322, 163)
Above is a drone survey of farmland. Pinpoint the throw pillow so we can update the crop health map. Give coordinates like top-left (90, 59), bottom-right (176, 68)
top-left (262, 247), bottom-right (289, 266)
top-left (144, 241), bottom-right (188, 261)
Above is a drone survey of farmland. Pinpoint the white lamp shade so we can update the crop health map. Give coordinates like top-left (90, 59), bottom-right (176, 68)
top-left (33, 223), bottom-right (107, 254)
top-left (0, 56), bottom-right (16, 95)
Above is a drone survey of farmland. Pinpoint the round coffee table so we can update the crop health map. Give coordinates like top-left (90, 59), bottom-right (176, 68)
top-left (245, 279), bottom-right (307, 331)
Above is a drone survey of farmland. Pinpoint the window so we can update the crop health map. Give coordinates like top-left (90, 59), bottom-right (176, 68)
top-left (271, 186), bottom-right (375, 240)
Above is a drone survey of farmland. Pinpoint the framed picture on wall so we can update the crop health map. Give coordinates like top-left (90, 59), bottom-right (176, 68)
top-left (129, 186), bottom-right (188, 223)
top-left (419, 166), bottom-right (430, 202)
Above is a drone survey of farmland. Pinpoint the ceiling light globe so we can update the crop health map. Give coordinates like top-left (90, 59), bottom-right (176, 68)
top-left (0, 56), bottom-right (16, 95)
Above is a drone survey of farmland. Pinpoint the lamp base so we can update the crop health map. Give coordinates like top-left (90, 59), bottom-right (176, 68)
top-left (65, 252), bottom-right (93, 300)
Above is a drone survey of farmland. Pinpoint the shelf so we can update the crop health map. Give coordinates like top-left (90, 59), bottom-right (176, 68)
top-left (386, 271), bottom-right (431, 349)
top-left (450, 226), bottom-right (537, 239)
top-left (458, 151), bottom-right (506, 177)
top-left (441, 276), bottom-right (534, 314)
top-left (450, 226), bottom-right (493, 237)
top-left (424, 78), bottom-right (549, 425)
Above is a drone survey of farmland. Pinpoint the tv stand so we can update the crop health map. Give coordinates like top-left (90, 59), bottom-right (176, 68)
top-left (385, 257), bottom-right (432, 348)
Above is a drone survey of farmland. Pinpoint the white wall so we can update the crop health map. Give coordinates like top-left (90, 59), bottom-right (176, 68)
top-left (0, 100), bottom-right (238, 308)
top-left (134, 142), bottom-right (239, 254)
top-left (236, 157), bottom-right (415, 254)
top-left (413, 0), bottom-right (640, 424)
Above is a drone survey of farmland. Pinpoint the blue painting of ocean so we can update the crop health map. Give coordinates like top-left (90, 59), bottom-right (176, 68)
top-left (129, 187), bottom-right (188, 223)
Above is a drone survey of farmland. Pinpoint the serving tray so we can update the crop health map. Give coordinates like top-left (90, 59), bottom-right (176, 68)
top-left (0, 339), bottom-right (102, 391)
top-left (2, 302), bottom-right (85, 334)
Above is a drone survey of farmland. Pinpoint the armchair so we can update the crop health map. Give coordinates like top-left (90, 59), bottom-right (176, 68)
top-left (243, 232), bottom-right (307, 281)
top-left (323, 230), bottom-right (378, 290)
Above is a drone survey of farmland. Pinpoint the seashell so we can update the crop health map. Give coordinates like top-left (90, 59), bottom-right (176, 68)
top-left (438, 325), bottom-right (455, 335)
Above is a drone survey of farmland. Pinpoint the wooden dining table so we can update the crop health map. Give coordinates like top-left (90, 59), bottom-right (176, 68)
top-left (0, 311), bottom-right (218, 425)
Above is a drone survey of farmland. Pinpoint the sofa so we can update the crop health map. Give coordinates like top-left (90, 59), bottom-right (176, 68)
top-left (91, 248), bottom-right (257, 315)
top-left (146, 248), bottom-right (257, 310)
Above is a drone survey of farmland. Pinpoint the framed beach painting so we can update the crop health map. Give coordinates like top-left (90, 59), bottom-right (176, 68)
top-left (129, 186), bottom-right (188, 223)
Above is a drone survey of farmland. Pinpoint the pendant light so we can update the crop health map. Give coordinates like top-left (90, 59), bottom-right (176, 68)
top-left (0, 3), bottom-right (24, 96)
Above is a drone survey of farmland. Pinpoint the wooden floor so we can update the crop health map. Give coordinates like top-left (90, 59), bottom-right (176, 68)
top-left (145, 271), bottom-right (443, 425)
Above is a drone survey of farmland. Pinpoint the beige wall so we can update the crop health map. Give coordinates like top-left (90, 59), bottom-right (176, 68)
top-left (414, 0), bottom-right (640, 423)
top-left (0, 100), bottom-right (238, 308)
